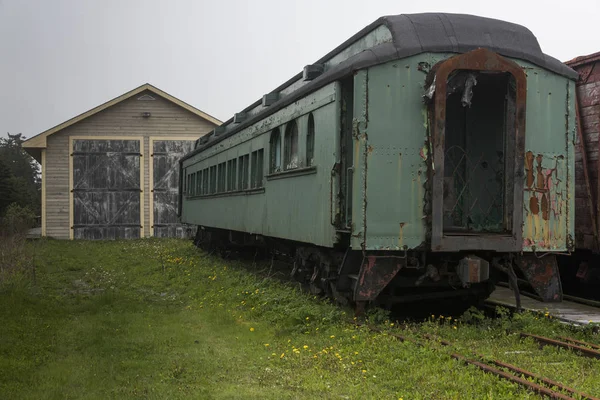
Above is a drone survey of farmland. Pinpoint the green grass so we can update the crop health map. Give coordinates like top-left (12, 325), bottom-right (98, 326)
top-left (1, 239), bottom-right (599, 399)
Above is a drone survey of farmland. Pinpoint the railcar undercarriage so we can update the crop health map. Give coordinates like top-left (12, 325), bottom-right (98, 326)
top-left (193, 226), bottom-right (556, 312)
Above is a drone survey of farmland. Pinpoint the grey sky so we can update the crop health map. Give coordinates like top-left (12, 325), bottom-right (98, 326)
top-left (1, 0), bottom-right (598, 140)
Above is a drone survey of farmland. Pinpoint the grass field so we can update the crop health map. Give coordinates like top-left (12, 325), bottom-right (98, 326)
top-left (1, 238), bottom-right (600, 399)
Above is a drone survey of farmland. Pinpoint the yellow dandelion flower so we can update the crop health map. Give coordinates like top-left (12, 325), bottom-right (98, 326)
top-left (264, 344), bottom-right (270, 347)
top-left (330, 335), bottom-right (335, 339)
top-left (390, 323), bottom-right (395, 327)
top-left (271, 352), bottom-right (276, 356)
top-left (453, 326), bottom-right (457, 330)
top-left (362, 370), bottom-right (367, 373)
top-left (250, 327), bottom-right (255, 332)
top-left (354, 351), bottom-right (359, 355)
top-left (306, 317), bottom-right (310, 320)
top-left (280, 353), bottom-right (285, 358)
top-left (303, 345), bottom-right (309, 349)
top-left (313, 355), bottom-right (317, 358)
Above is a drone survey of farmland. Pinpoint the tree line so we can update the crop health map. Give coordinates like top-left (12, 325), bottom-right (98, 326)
top-left (0, 133), bottom-right (41, 220)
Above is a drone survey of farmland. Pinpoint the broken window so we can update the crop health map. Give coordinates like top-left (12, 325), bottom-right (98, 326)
top-left (306, 113), bottom-right (315, 167)
top-left (270, 128), bottom-right (282, 173)
top-left (441, 70), bottom-right (516, 233)
top-left (284, 120), bottom-right (299, 170)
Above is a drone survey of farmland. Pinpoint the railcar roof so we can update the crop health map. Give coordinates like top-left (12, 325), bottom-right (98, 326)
top-left (182, 13), bottom-right (577, 162)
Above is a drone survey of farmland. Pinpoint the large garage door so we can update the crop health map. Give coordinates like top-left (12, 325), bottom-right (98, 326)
top-left (151, 139), bottom-right (195, 238)
top-left (72, 139), bottom-right (141, 240)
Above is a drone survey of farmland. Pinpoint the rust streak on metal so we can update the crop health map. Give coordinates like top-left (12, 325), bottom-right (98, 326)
top-left (451, 354), bottom-right (575, 400)
top-left (575, 90), bottom-right (599, 251)
top-left (521, 332), bottom-right (600, 359)
top-left (526, 151), bottom-right (535, 188)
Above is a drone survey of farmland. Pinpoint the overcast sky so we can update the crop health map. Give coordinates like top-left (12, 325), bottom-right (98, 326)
top-left (1, 0), bottom-right (598, 140)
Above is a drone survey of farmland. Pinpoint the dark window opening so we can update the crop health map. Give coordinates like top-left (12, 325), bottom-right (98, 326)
top-left (270, 128), bottom-right (282, 173)
top-left (203, 168), bottom-right (209, 195)
top-left (227, 159), bottom-right (237, 191)
top-left (442, 71), bottom-right (516, 233)
top-left (306, 113), bottom-right (315, 167)
top-left (251, 149), bottom-right (264, 188)
top-left (209, 166), bottom-right (217, 194)
top-left (284, 120), bottom-right (299, 170)
top-left (217, 162), bottom-right (226, 193)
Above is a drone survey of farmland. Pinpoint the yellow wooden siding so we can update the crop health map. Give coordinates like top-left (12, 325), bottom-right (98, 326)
top-left (43, 91), bottom-right (215, 239)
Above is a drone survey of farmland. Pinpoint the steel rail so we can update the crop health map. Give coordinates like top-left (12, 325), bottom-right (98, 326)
top-left (451, 353), bottom-right (575, 400)
top-left (521, 332), bottom-right (600, 359)
top-left (367, 325), bottom-right (592, 399)
top-left (557, 336), bottom-right (600, 350)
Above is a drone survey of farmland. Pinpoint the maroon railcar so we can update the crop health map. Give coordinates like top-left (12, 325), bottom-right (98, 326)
top-left (564, 52), bottom-right (600, 294)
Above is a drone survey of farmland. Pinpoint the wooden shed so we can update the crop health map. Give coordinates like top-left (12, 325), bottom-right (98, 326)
top-left (23, 83), bottom-right (221, 239)
top-left (565, 53), bottom-right (600, 251)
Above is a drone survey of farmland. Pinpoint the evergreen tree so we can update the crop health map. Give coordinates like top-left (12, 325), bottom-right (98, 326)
top-left (0, 133), bottom-right (40, 215)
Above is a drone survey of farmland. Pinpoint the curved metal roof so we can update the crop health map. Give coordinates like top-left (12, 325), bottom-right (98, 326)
top-left (182, 13), bottom-right (577, 161)
top-left (381, 13), bottom-right (575, 79)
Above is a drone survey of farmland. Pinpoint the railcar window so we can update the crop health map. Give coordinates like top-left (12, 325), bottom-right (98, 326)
top-left (217, 162), bottom-right (226, 193)
top-left (187, 173), bottom-right (192, 196)
top-left (242, 154), bottom-right (250, 189)
top-left (203, 168), bottom-right (209, 195)
top-left (197, 170), bottom-right (202, 195)
top-left (284, 120), bottom-right (299, 170)
top-left (270, 128), bottom-right (282, 173)
top-left (251, 149), bottom-right (264, 188)
top-left (209, 166), bottom-right (217, 194)
top-left (227, 159), bottom-right (237, 191)
top-left (307, 113), bottom-right (315, 166)
top-left (183, 170), bottom-right (187, 195)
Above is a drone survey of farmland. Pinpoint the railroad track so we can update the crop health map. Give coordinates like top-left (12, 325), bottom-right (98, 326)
top-left (520, 332), bottom-right (600, 359)
top-left (368, 326), bottom-right (599, 399)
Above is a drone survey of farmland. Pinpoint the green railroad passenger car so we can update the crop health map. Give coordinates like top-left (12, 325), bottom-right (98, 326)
top-left (179, 13), bottom-right (577, 308)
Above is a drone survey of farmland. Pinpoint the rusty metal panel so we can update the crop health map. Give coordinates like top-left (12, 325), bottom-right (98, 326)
top-left (153, 140), bottom-right (196, 238)
top-left (72, 139), bottom-right (141, 240)
top-left (521, 69), bottom-right (575, 252)
top-left (515, 254), bottom-right (562, 302)
top-left (566, 57), bottom-right (600, 251)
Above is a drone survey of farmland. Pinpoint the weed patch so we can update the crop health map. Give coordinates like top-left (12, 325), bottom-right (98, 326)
top-left (0, 239), bottom-right (599, 399)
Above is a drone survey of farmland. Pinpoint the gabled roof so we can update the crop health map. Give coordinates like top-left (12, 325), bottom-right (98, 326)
top-left (23, 83), bottom-right (221, 158)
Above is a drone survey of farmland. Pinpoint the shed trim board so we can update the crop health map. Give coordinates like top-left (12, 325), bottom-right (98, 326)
top-left (22, 83), bottom-right (222, 161)
top-left (41, 149), bottom-right (46, 236)
top-left (68, 136), bottom-right (144, 240)
top-left (148, 136), bottom-right (197, 237)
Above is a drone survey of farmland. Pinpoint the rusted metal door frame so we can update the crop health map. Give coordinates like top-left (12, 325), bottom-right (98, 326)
top-left (430, 48), bottom-right (527, 251)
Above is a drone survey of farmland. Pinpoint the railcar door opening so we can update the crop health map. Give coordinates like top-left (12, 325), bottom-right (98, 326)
top-left (443, 71), bottom-right (515, 234)
top-left (428, 48), bottom-right (527, 252)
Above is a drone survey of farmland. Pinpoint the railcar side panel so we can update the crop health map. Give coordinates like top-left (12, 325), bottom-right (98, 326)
top-left (520, 63), bottom-right (575, 252)
top-left (181, 83), bottom-right (340, 247)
